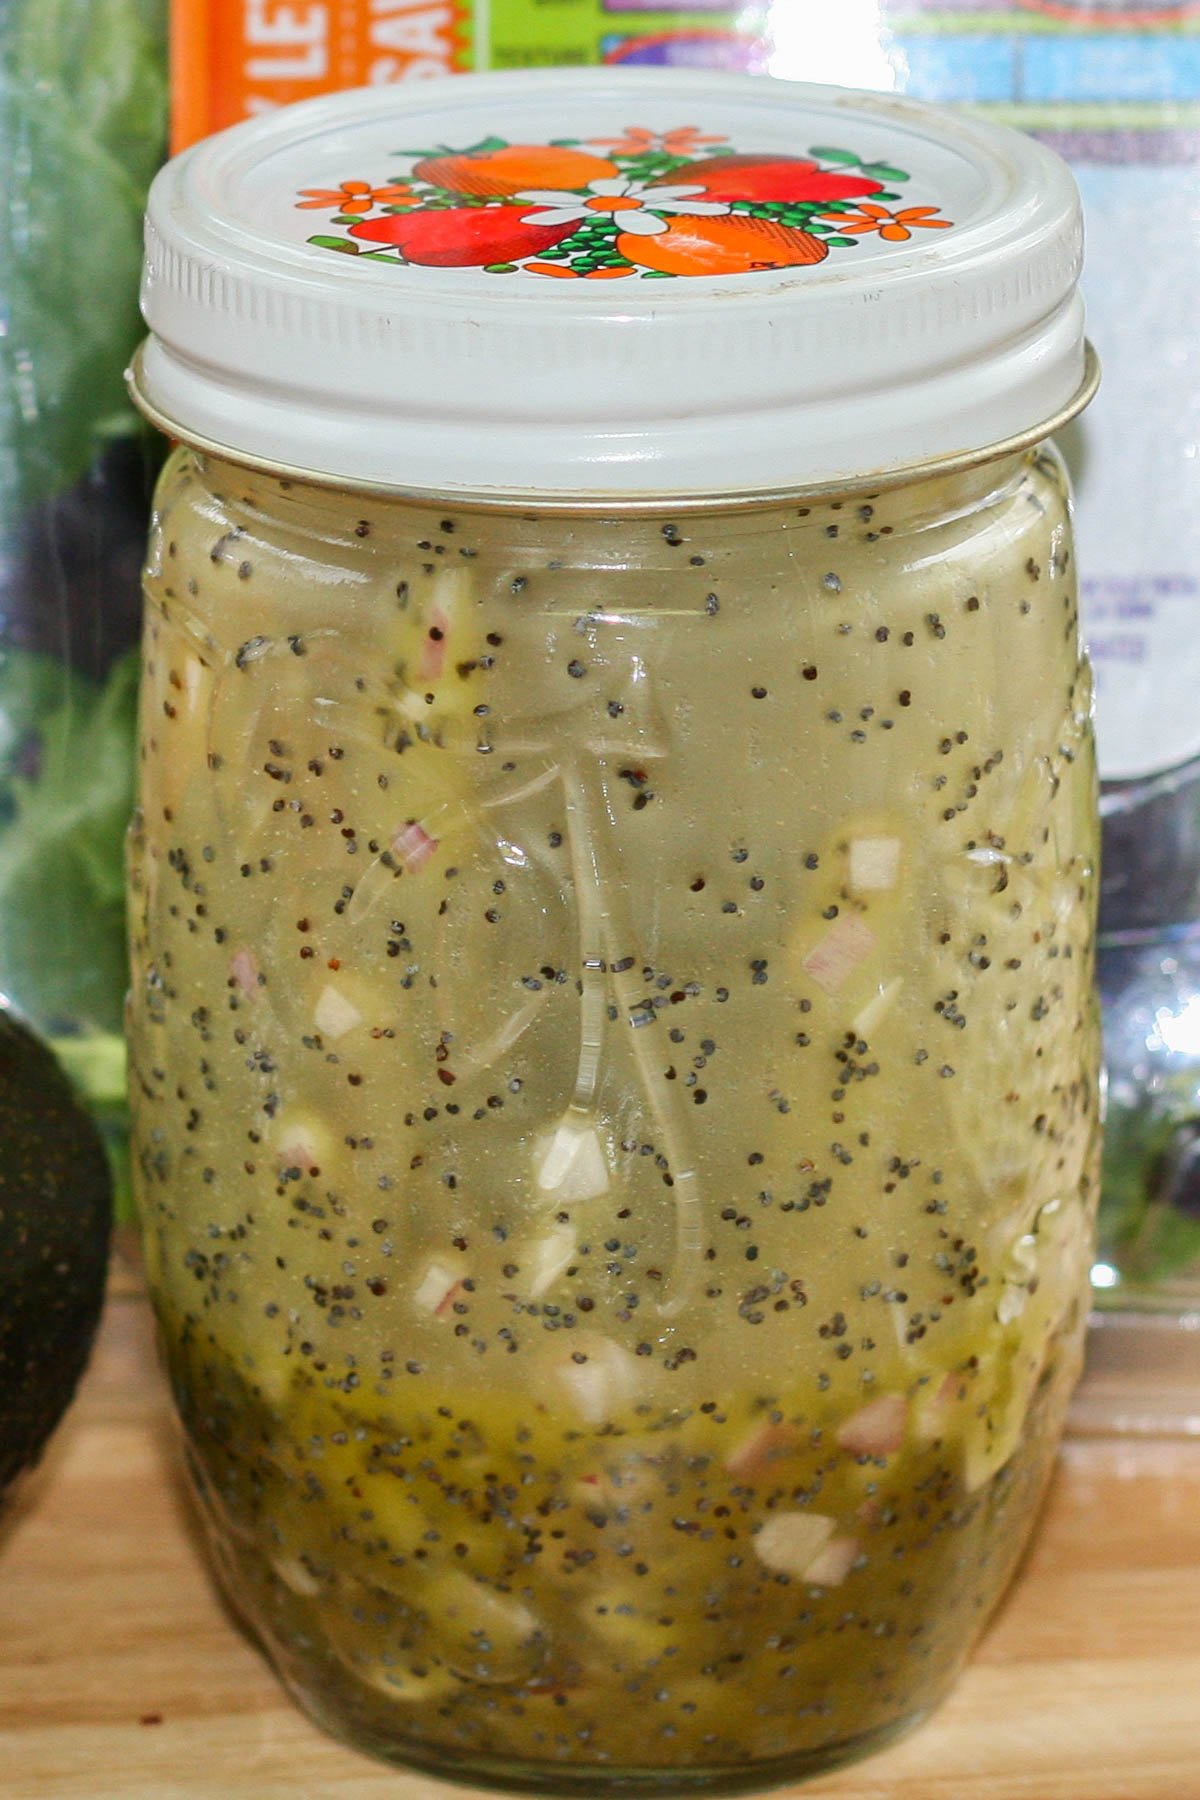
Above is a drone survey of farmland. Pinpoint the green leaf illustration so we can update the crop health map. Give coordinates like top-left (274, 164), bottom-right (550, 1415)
top-left (808, 146), bottom-right (862, 165)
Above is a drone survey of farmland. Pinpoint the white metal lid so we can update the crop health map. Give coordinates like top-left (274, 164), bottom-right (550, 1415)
top-left (134, 69), bottom-right (1091, 502)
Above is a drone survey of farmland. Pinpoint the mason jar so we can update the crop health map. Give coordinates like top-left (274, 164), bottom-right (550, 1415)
top-left (128, 71), bottom-right (1100, 1795)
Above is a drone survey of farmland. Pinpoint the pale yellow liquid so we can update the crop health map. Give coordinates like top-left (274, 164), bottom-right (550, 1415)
top-left (129, 446), bottom-right (1098, 1790)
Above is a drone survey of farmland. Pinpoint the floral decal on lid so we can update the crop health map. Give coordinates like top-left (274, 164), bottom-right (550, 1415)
top-left (297, 125), bottom-right (953, 279)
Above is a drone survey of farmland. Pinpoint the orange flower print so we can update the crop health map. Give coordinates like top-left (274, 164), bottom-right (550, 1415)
top-left (820, 203), bottom-right (952, 242)
top-left (296, 179), bottom-right (416, 213)
top-left (588, 125), bottom-right (727, 158)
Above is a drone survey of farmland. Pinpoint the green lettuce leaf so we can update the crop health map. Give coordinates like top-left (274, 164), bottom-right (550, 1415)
top-left (0, 644), bottom-right (139, 1036)
top-left (0, 0), bottom-right (167, 513)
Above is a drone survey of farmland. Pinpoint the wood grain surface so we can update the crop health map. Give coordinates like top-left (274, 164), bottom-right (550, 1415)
top-left (2, 1287), bottom-right (1199, 1800)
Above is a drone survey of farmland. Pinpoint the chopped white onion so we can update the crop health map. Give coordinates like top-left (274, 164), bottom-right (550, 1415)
top-left (848, 835), bottom-right (901, 893)
top-left (802, 1535), bottom-right (861, 1587)
top-left (534, 1116), bottom-right (610, 1201)
top-left (275, 1116), bottom-right (328, 1175)
top-left (414, 1261), bottom-right (463, 1317)
top-left (183, 654), bottom-right (206, 718)
top-left (271, 1555), bottom-right (322, 1597)
top-left (314, 983), bottom-right (363, 1041)
top-left (753, 1512), bottom-right (836, 1577)
top-left (853, 976), bottom-right (904, 1039)
top-left (551, 1335), bottom-right (642, 1425)
top-left (524, 1224), bottom-right (578, 1300)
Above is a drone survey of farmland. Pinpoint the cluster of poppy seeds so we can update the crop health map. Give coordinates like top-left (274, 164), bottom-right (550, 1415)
top-left (128, 444), bottom-right (1099, 1790)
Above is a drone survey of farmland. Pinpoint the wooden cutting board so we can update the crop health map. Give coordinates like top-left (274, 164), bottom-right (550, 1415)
top-left (2, 1286), bottom-right (1199, 1800)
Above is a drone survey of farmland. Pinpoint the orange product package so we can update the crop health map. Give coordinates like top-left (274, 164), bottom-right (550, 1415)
top-left (170, 0), bottom-right (473, 151)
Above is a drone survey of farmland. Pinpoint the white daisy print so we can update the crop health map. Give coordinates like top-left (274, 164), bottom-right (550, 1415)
top-left (516, 177), bottom-right (731, 239)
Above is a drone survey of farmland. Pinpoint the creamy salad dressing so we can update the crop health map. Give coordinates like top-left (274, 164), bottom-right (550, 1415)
top-left (128, 442), bottom-right (1098, 1788)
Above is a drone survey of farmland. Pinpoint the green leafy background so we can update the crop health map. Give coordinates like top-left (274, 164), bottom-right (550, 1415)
top-left (0, 0), bottom-right (167, 515)
top-left (0, 0), bottom-right (166, 1219)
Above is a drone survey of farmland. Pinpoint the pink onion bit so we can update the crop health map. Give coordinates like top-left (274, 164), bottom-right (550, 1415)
top-left (836, 1393), bottom-right (908, 1458)
top-left (416, 607), bottom-right (450, 682)
top-left (393, 820), bottom-right (438, 872)
top-left (229, 947), bottom-right (261, 997)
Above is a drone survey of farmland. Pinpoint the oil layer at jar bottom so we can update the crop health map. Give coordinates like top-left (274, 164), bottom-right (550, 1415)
top-left (267, 1675), bottom-right (934, 1797)
top-left (169, 1301), bottom-right (1082, 1793)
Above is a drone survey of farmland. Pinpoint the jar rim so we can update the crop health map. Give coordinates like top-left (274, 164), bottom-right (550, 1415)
top-left (128, 341), bottom-right (1098, 518)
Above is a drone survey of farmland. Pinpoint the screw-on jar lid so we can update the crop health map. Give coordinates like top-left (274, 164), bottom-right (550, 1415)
top-left (133, 69), bottom-right (1092, 502)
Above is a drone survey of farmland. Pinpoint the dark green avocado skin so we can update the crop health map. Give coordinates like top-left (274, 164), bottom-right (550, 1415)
top-left (0, 1011), bottom-right (113, 1498)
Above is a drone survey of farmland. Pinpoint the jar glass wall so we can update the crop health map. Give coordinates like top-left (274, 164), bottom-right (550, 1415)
top-left (129, 442), bottom-right (1099, 1794)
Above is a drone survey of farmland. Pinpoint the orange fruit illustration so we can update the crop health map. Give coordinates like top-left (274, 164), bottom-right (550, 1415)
top-left (620, 215), bottom-right (829, 276)
top-left (412, 145), bottom-right (619, 197)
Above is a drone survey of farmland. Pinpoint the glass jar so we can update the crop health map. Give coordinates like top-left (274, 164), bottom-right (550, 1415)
top-left (129, 72), bottom-right (1100, 1793)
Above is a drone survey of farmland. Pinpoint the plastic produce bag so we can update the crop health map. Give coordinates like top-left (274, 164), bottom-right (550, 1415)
top-left (0, 0), bottom-right (168, 1217)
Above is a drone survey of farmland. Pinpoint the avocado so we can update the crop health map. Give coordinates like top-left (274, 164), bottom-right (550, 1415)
top-left (0, 1009), bottom-right (113, 1499)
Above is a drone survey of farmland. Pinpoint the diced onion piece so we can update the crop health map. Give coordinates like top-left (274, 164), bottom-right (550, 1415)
top-left (848, 835), bottom-right (901, 893)
top-left (416, 605), bottom-right (450, 682)
top-left (314, 983), bottom-right (363, 1041)
top-left (414, 1261), bottom-right (464, 1317)
top-left (183, 654), bottom-right (207, 718)
top-left (753, 1512), bottom-right (836, 1577)
top-left (803, 1534), bottom-right (860, 1587)
top-left (853, 976), bottom-right (904, 1039)
top-left (276, 1116), bottom-right (329, 1176)
top-left (996, 1284), bottom-right (1029, 1325)
top-left (836, 1393), bottom-right (908, 1458)
top-left (524, 1223), bottom-right (578, 1300)
top-left (802, 915), bottom-right (875, 994)
top-left (393, 820), bottom-right (438, 872)
top-left (724, 1422), bottom-right (803, 1481)
top-left (965, 845), bottom-right (1011, 867)
top-left (271, 1555), bottom-right (322, 1597)
top-left (398, 688), bottom-right (431, 723)
top-left (551, 1334), bottom-right (642, 1425)
top-left (534, 1116), bottom-right (610, 1201)
top-left (432, 1569), bottom-right (539, 1643)
top-left (995, 1226), bottom-right (1042, 1324)
top-left (278, 1139), bottom-right (319, 1176)
top-left (913, 1371), bottom-right (967, 1443)
top-left (229, 947), bottom-right (260, 997)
